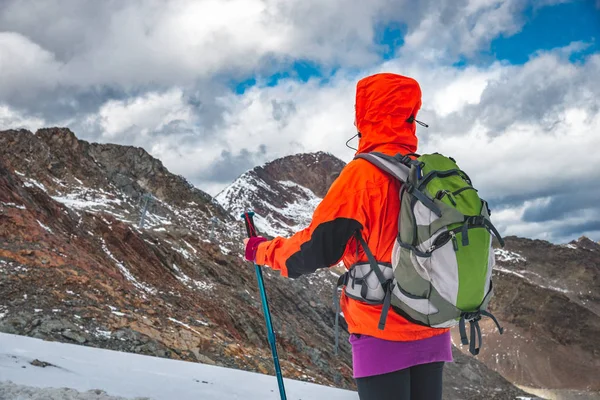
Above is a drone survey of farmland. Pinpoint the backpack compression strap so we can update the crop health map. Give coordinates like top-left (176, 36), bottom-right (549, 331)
top-left (355, 232), bottom-right (394, 330)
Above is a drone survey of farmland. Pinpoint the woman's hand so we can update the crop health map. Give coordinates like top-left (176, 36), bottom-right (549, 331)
top-left (243, 236), bottom-right (267, 262)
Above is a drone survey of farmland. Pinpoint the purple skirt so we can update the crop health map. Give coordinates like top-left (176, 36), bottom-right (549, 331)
top-left (349, 331), bottom-right (453, 378)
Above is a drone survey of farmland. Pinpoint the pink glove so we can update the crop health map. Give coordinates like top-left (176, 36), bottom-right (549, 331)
top-left (244, 236), bottom-right (267, 262)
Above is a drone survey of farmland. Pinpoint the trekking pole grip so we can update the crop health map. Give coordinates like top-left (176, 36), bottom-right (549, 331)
top-left (242, 212), bottom-right (257, 238)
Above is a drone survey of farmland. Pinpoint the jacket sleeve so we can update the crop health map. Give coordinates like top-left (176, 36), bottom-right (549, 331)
top-left (255, 166), bottom-right (369, 278)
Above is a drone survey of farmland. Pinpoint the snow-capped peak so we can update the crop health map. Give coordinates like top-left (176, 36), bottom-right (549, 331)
top-left (216, 152), bottom-right (345, 237)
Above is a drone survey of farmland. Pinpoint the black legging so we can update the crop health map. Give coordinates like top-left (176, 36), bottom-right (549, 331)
top-left (355, 362), bottom-right (444, 400)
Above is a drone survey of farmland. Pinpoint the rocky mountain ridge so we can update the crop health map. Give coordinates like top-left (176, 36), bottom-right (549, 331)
top-left (0, 128), bottom-right (354, 389)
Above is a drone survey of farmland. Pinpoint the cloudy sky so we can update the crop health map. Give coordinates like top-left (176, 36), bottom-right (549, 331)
top-left (1, 0), bottom-right (599, 243)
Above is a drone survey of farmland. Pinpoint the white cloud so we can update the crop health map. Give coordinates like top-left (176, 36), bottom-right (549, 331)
top-left (0, 0), bottom-right (549, 94)
top-left (430, 66), bottom-right (504, 116)
top-left (401, 0), bottom-right (526, 58)
top-left (0, 0), bottom-right (394, 92)
top-left (0, 104), bottom-right (45, 132)
top-left (95, 89), bottom-right (195, 138)
top-left (0, 32), bottom-right (61, 98)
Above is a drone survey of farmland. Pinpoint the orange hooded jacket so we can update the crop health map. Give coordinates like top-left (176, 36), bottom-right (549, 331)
top-left (255, 73), bottom-right (449, 342)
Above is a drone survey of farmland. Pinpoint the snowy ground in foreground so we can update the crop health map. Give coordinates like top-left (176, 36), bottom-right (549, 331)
top-left (0, 333), bottom-right (358, 400)
top-left (0, 381), bottom-right (149, 400)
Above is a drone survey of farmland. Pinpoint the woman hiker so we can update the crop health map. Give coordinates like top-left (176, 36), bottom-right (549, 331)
top-left (243, 72), bottom-right (452, 400)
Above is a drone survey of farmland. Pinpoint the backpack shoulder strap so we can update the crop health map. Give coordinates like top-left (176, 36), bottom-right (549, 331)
top-left (356, 152), bottom-right (443, 217)
top-left (354, 152), bottom-right (410, 183)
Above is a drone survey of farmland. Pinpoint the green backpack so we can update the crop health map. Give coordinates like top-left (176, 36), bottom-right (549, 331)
top-left (336, 152), bottom-right (505, 356)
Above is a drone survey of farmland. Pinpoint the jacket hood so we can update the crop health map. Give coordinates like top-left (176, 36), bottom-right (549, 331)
top-left (355, 73), bottom-right (422, 156)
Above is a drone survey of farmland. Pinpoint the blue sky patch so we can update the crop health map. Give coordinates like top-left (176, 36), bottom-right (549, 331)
top-left (374, 22), bottom-right (406, 60)
top-left (233, 77), bottom-right (257, 95)
top-left (231, 59), bottom-right (326, 94)
top-left (490, 0), bottom-right (599, 64)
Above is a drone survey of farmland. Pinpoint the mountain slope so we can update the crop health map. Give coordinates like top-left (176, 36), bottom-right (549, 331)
top-left (0, 128), bottom-right (355, 389)
top-left (456, 237), bottom-right (600, 396)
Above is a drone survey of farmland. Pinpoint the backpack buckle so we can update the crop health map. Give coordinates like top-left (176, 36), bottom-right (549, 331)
top-left (462, 311), bottom-right (481, 322)
top-left (469, 216), bottom-right (486, 226)
top-left (336, 271), bottom-right (349, 288)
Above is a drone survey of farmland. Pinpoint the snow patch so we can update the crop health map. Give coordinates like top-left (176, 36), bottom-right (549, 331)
top-left (219, 245), bottom-right (231, 255)
top-left (171, 264), bottom-right (214, 292)
top-left (36, 220), bottom-right (54, 234)
top-left (94, 329), bottom-right (112, 340)
top-left (1, 202), bottom-right (26, 210)
top-left (23, 178), bottom-right (47, 192)
top-left (494, 267), bottom-right (570, 294)
top-left (537, 283), bottom-right (570, 294)
top-left (101, 239), bottom-right (156, 295)
top-left (168, 317), bottom-right (204, 336)
top-left (183, 240), bottom-right (198, 254)
top-left (494, 249), bottom-right (526, 263)
top-left (108, 306), bottom-right (126, 317)
top-left (52, 187), bottom-right (122, 212)
top-left (494, 266), bottom-right (526, 279)
top-left (171, 246), bottom-right (192, 260)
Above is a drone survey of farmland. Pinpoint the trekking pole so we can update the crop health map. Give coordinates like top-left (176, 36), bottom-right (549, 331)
top-left (241, 212), bottom-right (287, 400)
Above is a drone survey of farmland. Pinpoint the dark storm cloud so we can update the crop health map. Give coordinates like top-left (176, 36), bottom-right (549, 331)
top-left (0, 0), bottom-right (120, 62)
top-left (271, 99), bottom-right (297, 125)
top-left (201, 146), bottom-right (268, 182)
top-left (557, 219), bottom-right (600, 238)
top-left (522, 186), bottom-right (600, 223)
top-left (9, 86), bottom-right (133, 125)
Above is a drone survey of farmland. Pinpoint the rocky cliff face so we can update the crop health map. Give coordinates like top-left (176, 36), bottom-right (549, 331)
top-left (457, 236), bottom-right (600, 397)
